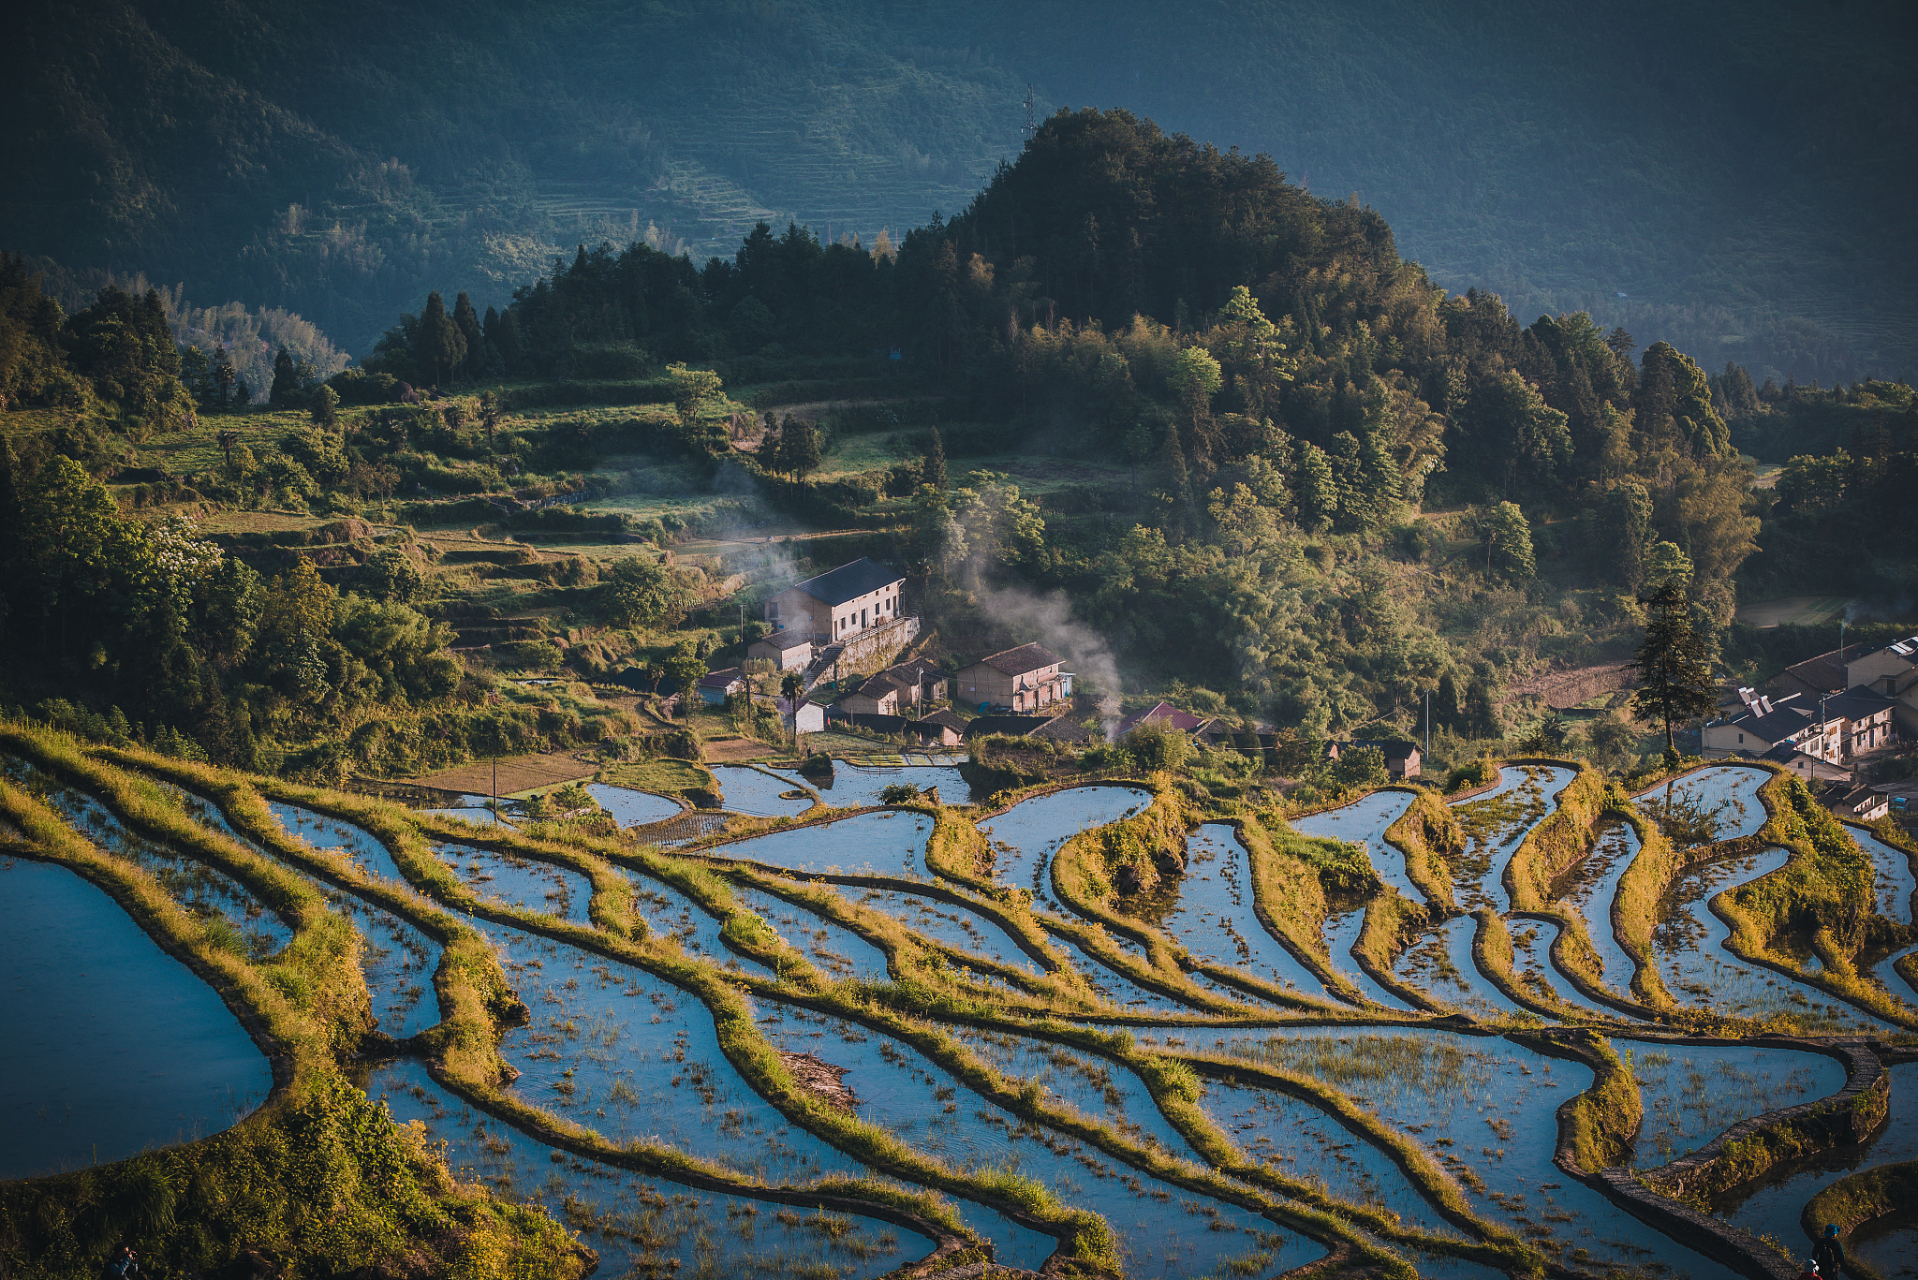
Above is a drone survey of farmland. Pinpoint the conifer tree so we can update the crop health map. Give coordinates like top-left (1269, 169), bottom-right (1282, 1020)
top-left (269, 346), bottom-right (299, 406)
top-left (1629, 579), bottom-right (1717, 760)
top-left (413, 292), bottom-right (466, 388)
top-left (1292, 439), bottom-right (1338, 533)
top-left (452, 292), bottom-right (483, 379)
top-left (922, 427), bottom-right (948, 490)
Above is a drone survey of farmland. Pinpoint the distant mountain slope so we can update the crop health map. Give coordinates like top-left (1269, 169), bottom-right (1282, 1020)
top-left (3, 0), bottom-right (1912, 381)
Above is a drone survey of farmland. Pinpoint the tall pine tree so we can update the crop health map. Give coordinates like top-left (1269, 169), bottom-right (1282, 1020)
top-left (1629, 580), bottom-right (1717, 761)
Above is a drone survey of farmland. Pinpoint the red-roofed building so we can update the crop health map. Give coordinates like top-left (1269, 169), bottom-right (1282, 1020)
top-left (1113, 701), bottom-right (1204, 738)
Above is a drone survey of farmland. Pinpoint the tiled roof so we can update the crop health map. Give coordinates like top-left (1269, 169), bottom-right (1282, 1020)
top-left (970, 642), bottom-right (1061, 676)
top-left (855, 672), bottom-right (908, 698)
top-left (1352, 738), bottom-right (1420, 761)
top-left (1113, 701), bottom-right (1204, 737)
top-left (755, 630), bottom-right (814, 652)
top-left (789, 557), bottom-right (903, 606)
top-left (1825, 686), bottom-right (1898, 721)
top-left (1781, 644), bottom-right (1868, 693)
top-left (919, 708), bottom-right (969, 732)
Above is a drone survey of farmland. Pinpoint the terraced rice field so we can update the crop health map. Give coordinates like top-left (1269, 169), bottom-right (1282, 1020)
top-left (9, 738), bottom-right (1918, 1280)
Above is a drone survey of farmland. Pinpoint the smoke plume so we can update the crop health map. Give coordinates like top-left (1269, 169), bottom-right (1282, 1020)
top-left (970, 582), bottom-right (1125, 739)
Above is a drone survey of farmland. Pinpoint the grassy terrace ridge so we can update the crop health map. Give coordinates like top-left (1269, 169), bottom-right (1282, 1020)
top-left (14, 718), bottom-right (1918, 1277)
top-left (86, 739), bottom-right (987, 1271)
top-left (0, 744), bottom-right (592, 1280)
top-left (1804, 1158), bottom-right (1918, 1280)
top-left (208, 759), bottom-right (1543, 1274)
top-left (1714, 773), bottom-right (1918, 1034)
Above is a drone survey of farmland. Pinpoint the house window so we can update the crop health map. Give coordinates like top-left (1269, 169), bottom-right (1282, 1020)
top-left (1738, 734), bottom-right (1744, 744)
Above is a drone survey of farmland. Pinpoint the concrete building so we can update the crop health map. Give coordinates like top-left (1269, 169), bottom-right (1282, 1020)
top-left (747, 630), bottom-right (814, 671)
top-left (780, 697), bottom-right (827, 735)
top-left (1848, 634), bottom-right (1918, 734)
top-left (955, 643), bottom-right (1069, 714)
top-left (1705, 685), bottom-right (1896, 766)
top-left (763, 558), bottom-right (906, 644)
top-left (1821, 783), bottom-right (1889, 823)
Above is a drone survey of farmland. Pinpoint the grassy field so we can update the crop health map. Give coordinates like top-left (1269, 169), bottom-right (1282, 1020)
top-left (1734, 596), bottom-right (1854, 628)
top-left (598, 758), bottom-right (714, 795)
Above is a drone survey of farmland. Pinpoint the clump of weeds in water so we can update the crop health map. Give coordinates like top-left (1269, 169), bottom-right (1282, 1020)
top-left (1228, 1033), bottom-right (1493, 1102)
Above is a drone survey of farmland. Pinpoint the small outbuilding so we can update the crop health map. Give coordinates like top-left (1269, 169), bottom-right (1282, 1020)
top-left (748, 630), bottom-right (815, 671)
top-left (697, 667), bottom-right (748, 706)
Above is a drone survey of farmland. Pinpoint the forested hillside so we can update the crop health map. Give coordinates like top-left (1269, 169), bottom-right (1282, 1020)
top-left (9, 108), bottom-right (1911, 784)
top-left (3, 0), bottom-right (1913, 383)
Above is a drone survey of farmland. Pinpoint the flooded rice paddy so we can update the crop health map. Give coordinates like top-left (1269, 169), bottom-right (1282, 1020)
top-left (1637, 765), bottom-right (1770, 843)
top-left (1, 855), bottom-right (272, 1179)
top-left (1623, 1039), bottom-right (1845, 1168)
top-left (710, 809), bottom-right (932, 876)
top-left (366, 1057), bottom-right (917, 1280)
top-left (1292, 791), bottom-right (1418, 898)
top-left (5, 759), bottom-right (293, 960)
top-left (1553, 820), bottom-right (1642, 996)
top-left (585, 783), bottom-right (684, 828)
top-left (1153, 823), bottom-right (1335, 998)
top-left (1655, 846), bottom-right (1898, 1031)
top-left (710, 765), bottom-right (817, 818)
top-left (978, 785), bottom-right (1151, 910)
top-left (19, 750), bottom-right (1918, 1280)
top-left (433, 838), bottom-right (595, 924)
top-left (770, 763), bottom-right (969, 810)
top-left (754, 1000), bottom-right (1321, 1277)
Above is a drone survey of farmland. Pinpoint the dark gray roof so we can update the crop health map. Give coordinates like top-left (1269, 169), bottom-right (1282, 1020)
top-left (790, 557), bottom-right (903, 607)
top-left (1720, 693), bottom-right (1816, 743)
top-left (1862, 634), bottom-right (1918, 664)
top-left (1352, 739), bottom-right (1420, 761)
top-left (919, 708), bottom-right (970, 732)
top-left (754, 629), bottom-right (814, 652)
top-left (1780, 644), bottom-right (1869, 693)
top-left (854, 672), bottom-right (909, 698)
top-left (964, 714), bottom-right (1055, 740)
top-left (1825, 686), bottom-right (1898, 721)
top-left (969, 643), bottom-right (1061, 677)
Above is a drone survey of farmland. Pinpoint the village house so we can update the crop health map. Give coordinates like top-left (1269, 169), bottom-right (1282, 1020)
top-left (1324, 739), bottom-right (1421, 778)
top-left (1704, 685), bottom-right (1896, 767)
top-left (1848, 634), bottom-right (1918, 735)
top-left (955, 643), bottom-right (1070, 714)
top-left (697, 667), bottom-right (748, 706)
top-left (1355, 739), bottom-right (1422, 779)
top-left (1821, 782), bottom-right (1890, 824)
top-left (838, 658), bottom-right (947, 716)
top-left (746, 628), bottom-right (815, 671)
top-left (780, 696), bottom-right (827, 735)
top-left (1113, 701), bottom-right (1203, 738)
top-left (762, 557), bottom-right (906, 644)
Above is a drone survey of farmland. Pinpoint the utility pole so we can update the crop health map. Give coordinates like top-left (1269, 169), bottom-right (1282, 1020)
top-left (1425, 690), bottom-right (1431, 758)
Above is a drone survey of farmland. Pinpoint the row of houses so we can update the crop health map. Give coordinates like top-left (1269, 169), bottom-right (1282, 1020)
top-left (1703, 631), bottom-right (1918, 781)
top-left (744, 559), bottom-right (1074, 715)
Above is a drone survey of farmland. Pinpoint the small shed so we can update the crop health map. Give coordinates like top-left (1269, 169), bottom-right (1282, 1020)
top-left (748, 630), bottom-right (815, 671)
top-left (697, 667), bottom-right (748, 706)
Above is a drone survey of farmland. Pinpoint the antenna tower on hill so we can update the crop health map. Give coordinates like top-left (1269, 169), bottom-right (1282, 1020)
top-left (1024, 84), bottom-right (1036, 139)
